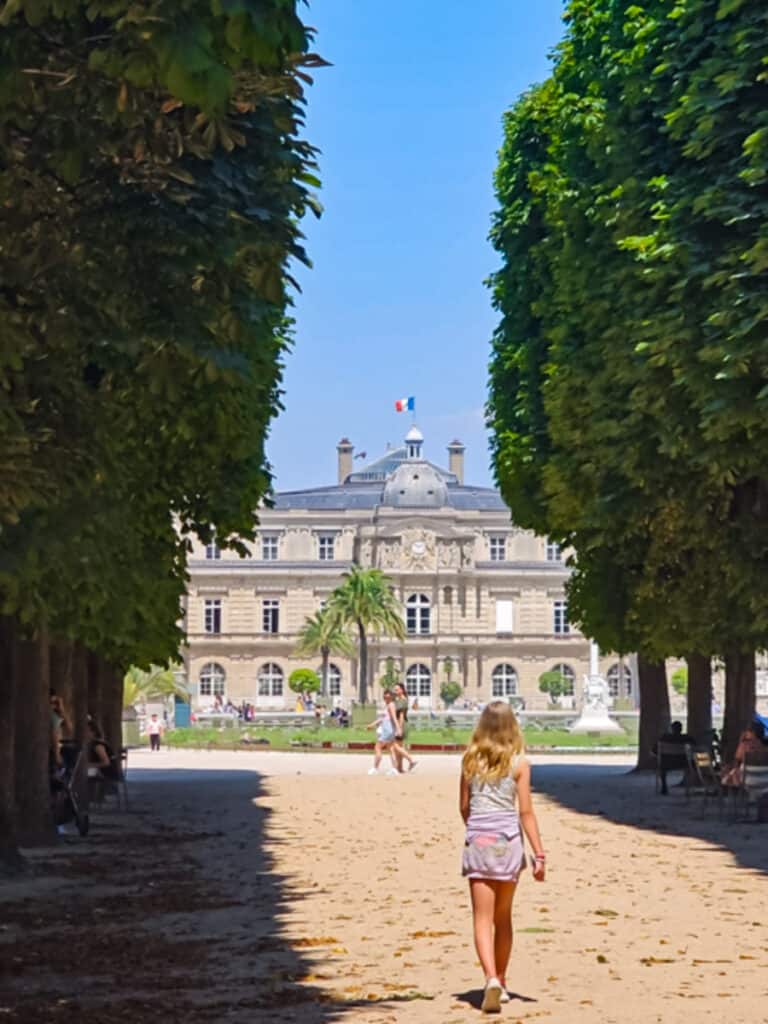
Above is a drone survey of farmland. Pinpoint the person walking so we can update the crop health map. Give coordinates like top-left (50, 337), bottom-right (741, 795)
top-left (366, 689), bottom-right (399, 776)
top-left (460, 701), bottom-right (546, 1013)
top-left (147, 713), bottom-right (163, 751)
top-left (392, 681), bottom-right (417, 773)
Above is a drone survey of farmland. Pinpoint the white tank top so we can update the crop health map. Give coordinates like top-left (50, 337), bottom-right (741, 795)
top-left (469, 756), bottom-right (520, 816)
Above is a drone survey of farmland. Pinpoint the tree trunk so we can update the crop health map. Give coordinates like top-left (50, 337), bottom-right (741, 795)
top-left (87, 650), bottom-right (103, 729)
top-left (723, 649), bottom-right (755, 763)
top-left (0, 617), bottom-right (24, 873)
top-left (635, 656), bottom-right (670, 770)
top-left (69, 644), bottom-right (90, 815)
top-left (13, 623), bottom-right (55, 846)
top-left (101, 663), bottom-right (124, 757)
top-left (320, 646), bottom-right (329, 699)
top-left (50, 641), bottom-right (75, 738)
top-left (686, 653), bottom-right (712, 744)
top-left (357, 620), bottom-right (368, 704)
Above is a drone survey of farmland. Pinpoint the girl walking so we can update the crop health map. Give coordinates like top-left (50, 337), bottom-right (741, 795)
top-left (460, 701), bottom-right (545, 1013)
top-left (393, 681), bottom-right (417, 773)
top-left (366, 689), bottom-right (399, 776)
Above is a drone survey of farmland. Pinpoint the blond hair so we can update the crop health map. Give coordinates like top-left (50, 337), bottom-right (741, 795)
top-left (462, 701), bottom-right (525, 784)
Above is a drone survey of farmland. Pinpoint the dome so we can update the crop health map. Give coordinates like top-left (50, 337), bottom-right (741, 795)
top-left (405, 425), bottom-right (424, 443)
top-left (382, 460), bottom-right (449, 508)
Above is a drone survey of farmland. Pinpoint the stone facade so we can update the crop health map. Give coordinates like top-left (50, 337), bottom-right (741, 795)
top-left (183, 429), bottom-right (637, 710)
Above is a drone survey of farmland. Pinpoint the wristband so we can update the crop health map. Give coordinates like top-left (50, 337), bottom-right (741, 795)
top-left (534, 854), bottom-right (546, 861)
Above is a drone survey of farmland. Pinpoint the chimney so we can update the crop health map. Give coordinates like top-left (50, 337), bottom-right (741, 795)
top-left (448, 439), bottom-right (465, 484)
top-left (337, 437), bottom-right (354, 483)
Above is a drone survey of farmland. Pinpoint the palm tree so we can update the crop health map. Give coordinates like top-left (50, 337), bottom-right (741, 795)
top-left (326, 566), bottom-right (405, 704)
top-left (123, 665), bottom-right (189, 709)
top-left (294, 609), bottom-right (355, 697)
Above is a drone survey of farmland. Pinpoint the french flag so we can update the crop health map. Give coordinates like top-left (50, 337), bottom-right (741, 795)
top-left (395, 396), bottom-right (415, 413)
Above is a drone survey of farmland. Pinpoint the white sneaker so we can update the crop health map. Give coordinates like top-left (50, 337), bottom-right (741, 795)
top-left (367, 768), bottom-right (379, 775)
top-left (481, 977), bottom-right (503, 1014)
top-left (385, 768), bottom-right (399, 776)
top-left (499, 987), bottom-right (511, 1004)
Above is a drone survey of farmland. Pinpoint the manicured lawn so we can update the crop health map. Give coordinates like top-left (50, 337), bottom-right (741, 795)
top-left (161, 724), bottom-right (638, 749)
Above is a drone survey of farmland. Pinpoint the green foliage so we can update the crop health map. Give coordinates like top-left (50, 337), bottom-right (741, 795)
top-left (671, 667), bottom-right (689, 696)
top-left (538, 671), bottom-right (569, 705)
top-left (440, 680), bottom-right (462, 707)
top-left (488, 0), bottom-right (768, 671)
top-left (123, 665), bottom-right (188, 708)
top-left (0, 1), bottom-right (322, 668)
top-left (379, 656), bottom-right (401, 689)
top-left (294, 609), bottom-right (355, 696)
top-left (288, 668), bottom-right (321, 695)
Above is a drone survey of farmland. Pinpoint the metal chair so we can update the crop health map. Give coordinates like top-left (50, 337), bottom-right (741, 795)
top-left (685, 748), bottom-right (725, 816)
top-left (735, 761), bottom-right (768, 821)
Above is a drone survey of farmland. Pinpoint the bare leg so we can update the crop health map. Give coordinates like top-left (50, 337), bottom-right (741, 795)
top-left (469, 879), bottom-right (498, 980)
top-left (493, 881), bottom-right (516, 989)
top-left (373, 741), bottom-right (383, 769)
top-left (392, 740), bottom-right (413, 771)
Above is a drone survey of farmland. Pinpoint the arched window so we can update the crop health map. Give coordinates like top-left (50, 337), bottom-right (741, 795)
top-left (492, 664), bottom-right (518, 698)
top-left (257, 663), bottom-right (283, 698)
top-left (406, 593), bottom-right (431, 635)
top-left (327, 663), bottom-right (342, 697)
top-left (199, 662), bottom-right (226, 697)
top-left (406, 663), bottom-right (432, 699)
top-left (443, 585), bottom-right (453, 606)
top-left (550, 663), bottom-right (575, 696)
top-left (607, 663), bottom-right (632, 698)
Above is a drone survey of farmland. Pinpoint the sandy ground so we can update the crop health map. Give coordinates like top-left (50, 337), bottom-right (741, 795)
top-left (2, 748), bottom-right (767, 1023)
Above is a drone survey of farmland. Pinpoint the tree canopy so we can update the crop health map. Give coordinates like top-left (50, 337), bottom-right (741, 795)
top-left (488, 0), bottom-right (767, 756)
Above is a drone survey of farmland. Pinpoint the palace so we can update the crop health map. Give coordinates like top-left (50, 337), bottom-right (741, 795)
top-left (183, 427), bottom-right (636, 709)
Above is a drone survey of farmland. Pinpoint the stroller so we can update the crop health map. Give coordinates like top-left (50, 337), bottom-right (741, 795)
top-left (51, 740), bottom-right (90, 837)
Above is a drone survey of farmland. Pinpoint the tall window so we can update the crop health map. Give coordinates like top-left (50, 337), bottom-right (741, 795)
top-left (443, 585), bottom-right (453, 605)
top-left (551, 663), bottom-right (575, 696)
top-left (492, 664), bottom-right (518, 698)
top-left (258, 663), bottom-right (283, 698)
top-left (199, 662), bottom-right (226, 697)
top-left (546, 539), bottom-right (562, 562)
top-left (205, 539), bottom-right (220, 560)
top-left (406, 594), bottom-right (431, 635)
top-left (262, 535), bottom-right (278, 561)
top-left (318, 535), bottom-right (335, 561)
top-left (327, 663), bottom-right (342, 697)
top-left (262, 599), bottom-right (279, 634)
top-left (553, 600), bottom-right (570, 635)
top-left (405, 663), bottom-right (432, 699)
top-left (204, 599), bottom-right (222, 634)
top-left (607, 663), bottom-right (633, 698)
top-left (495, 599), bottom-right (514, 634)
top-left (489, 536), bottom-right (506, 562)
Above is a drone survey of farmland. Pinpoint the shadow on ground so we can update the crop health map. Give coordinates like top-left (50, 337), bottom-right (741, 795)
top-left (0, 767), bottom-right (414, 1023)
top-left (532, 762), bottom-right (768, 876)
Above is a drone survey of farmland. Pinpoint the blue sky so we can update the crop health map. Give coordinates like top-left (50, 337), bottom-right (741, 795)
top-left (268, 1), bottom-right (566, 491)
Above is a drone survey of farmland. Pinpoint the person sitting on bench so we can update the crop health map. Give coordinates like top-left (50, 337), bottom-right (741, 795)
top-left (654, 721), bottom-right (694, 795)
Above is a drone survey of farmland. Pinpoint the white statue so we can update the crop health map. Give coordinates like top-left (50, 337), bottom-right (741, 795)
top-left (582, 673), bottom-right (609, 712)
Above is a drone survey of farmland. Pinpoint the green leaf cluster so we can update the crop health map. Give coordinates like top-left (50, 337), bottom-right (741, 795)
top-left (288, 668), bottom-right (321, 696)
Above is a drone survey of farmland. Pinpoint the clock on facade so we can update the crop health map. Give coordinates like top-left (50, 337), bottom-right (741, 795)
top-left (410, 540), bottom-right (426, 556)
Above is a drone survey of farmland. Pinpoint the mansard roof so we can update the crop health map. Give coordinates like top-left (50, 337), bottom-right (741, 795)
top-left (272, 434), bottom-right (508, 512)
top-left (273, 480), bottom-right (507, 512)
